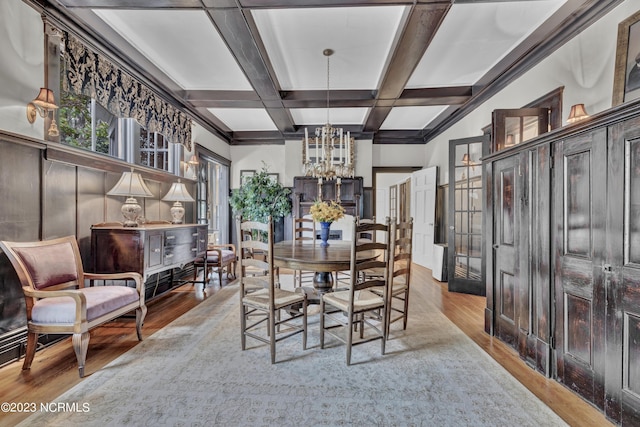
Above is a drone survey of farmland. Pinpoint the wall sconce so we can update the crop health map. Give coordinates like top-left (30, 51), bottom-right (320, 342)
top-left (185, 155), bottom-right (199, 178)
top-left (107, 168), bottom-right (154, 227)
top-left (567, 104), bottom-right (589, 124)
top-left (162, 179), bottom-right (195, 224)
top-left (26, 88), bottom-right (59, 136)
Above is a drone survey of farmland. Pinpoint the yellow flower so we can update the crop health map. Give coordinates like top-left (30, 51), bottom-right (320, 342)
top-left (309, 200), bottom-right (345, 223)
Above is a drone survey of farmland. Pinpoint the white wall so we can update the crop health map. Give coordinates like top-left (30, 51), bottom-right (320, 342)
top-left (191, 122), bottom-right (230, 160)
top-left (0, 2), bottom-right (45, 140)
top-left (424, 0), bottom-right (639, 180)
top-left (236, 137), bottom-right (423, 189)
top-left (229, 144), bottom-right (287, 188)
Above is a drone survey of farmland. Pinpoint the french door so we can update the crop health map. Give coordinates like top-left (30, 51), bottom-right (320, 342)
top-left (448, 136), bottom-right (487, 295)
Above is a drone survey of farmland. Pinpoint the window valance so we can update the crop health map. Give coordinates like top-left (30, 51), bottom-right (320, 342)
top-left (62, 33), bottom-right (192, 151)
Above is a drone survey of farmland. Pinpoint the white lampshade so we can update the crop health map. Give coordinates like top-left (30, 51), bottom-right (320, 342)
top-left (107, 169), bottom-right (154, 198)
top-left (107, 169), bottom-right (153, 227)
top-left (162, 180), bottom-right (195, 224)
top-left (162, 180), bottom-right (195, 202)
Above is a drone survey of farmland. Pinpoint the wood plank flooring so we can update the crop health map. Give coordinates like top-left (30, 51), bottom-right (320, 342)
top-left (0, 265), bottom-right (613, 426)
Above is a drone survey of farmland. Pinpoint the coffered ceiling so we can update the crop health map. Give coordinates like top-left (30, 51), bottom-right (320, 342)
top-left (40, 0), bottom-right (618, 145)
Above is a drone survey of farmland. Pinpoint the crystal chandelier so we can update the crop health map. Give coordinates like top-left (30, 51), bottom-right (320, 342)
top-left (302, 49), bottom-right (355, 186)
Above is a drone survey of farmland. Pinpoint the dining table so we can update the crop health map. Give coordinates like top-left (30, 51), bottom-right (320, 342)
top-left (273, 239), bottom-right (378, 302)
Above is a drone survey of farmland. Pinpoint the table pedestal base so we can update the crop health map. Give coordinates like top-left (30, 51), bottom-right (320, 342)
top-left (313, 272), bottom-right (333, 293)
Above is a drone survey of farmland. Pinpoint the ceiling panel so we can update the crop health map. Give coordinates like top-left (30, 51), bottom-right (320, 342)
top-left (291, 107), bottom-right (370, 126)
top-left (207, 108), bottom-right (278, 131)
top-left (407, 0), bottom-right (566, 88)
top-left (252, 6), bottom-right (408, 91)
top-left (380, 106), bottom-right (449, 130)
top-left (94, 9), bottom-right (253, 90)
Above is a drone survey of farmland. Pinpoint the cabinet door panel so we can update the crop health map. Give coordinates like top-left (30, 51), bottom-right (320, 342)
top-left (493, 155), bottom-right (519, 346)
top-left (605, 119), bottom-right (640, 424)
top-left (553, 130), bottom-right (607, 409)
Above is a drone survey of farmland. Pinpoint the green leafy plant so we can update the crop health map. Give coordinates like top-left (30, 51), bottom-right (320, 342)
top-left (230, 163), bottom-right (292, 223)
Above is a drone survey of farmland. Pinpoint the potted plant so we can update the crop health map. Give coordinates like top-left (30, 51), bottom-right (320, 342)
top-left (230, 164), bottom-right (292, 241)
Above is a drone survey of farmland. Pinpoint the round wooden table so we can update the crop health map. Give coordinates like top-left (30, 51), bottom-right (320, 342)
top-left (273, 240), bottom-right (376, 296)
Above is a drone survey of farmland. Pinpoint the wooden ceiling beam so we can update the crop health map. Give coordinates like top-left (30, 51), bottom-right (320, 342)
top-left (205, 7), bottom-right (297, 133)
top-left (364, 2), bottom-right (449, 132)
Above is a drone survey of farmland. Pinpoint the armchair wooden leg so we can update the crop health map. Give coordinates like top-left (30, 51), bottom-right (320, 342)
top-left (72, 332), bottom-right (90, 378)
top-left (136, 306), bottom-right (147, 341)
top-left (22, 331), bottom-right (38, 370)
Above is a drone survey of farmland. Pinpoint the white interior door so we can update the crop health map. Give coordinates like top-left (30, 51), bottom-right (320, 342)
top-left (411, 166), bottom-right (437, 269)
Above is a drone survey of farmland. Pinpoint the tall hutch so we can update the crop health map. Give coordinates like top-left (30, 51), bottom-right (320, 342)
top-left (484, 98), bottom-right (640, 425)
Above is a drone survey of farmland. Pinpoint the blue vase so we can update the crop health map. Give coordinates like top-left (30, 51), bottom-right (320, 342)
top-left (319, 221), bottom-right (331, 247)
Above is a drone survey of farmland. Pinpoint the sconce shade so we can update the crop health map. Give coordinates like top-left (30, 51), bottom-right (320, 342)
top-left (162, 180), bottom-right (195, 224)
top-left (188, 155), bottom-right (199, 165)
top-left (461, 153), bottom-right (470, 165)
top-left (107, 169), bottom-right (154, 198)
top-left (107, 169), bottom-right (153, 227)
top-left (567, 104), bottom-right (589, 124)
top-left (32, 88), bottom-right (58, 110)
top-left (27, 88), bottom-right (59, 137)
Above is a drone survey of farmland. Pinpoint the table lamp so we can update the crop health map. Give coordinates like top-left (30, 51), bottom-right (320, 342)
top-left (107, 168), bottom-right (154, 227)
top-left (162, 179), bottom-right (195, 223)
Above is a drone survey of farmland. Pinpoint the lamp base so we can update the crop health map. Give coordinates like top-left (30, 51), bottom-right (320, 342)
top-left (121, 197), bottom-right (142, 227)
top-left (170, 201), bottom-right (185, 224)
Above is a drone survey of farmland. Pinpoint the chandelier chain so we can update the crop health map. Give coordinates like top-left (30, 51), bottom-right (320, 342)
top-left (326, 50), bottom-right (331, 125)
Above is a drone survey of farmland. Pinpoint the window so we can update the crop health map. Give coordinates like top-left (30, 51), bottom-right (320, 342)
top-left (59, 92), bottom-right (183, 174)
top-left (59, 91), bottom-right (116, 155)
top-left (139, 128), bottom-right (169, 170)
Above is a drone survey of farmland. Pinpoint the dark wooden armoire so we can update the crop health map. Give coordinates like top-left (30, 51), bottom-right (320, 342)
top-left (484, 98), bottom-right (640, 425)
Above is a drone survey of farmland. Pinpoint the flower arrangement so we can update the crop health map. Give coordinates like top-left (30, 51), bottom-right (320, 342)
top-left (309, 200), bottom-right (345, 223)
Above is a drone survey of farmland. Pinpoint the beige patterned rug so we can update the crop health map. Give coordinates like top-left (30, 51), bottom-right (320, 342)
top-left (20, 276), bottom-right (567, 426)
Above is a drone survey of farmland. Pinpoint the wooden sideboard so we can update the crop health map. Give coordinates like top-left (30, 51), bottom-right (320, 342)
top-left (91, 223), bottom-right (207, 300)
top-left (293, 176), bottom-right (363, 218)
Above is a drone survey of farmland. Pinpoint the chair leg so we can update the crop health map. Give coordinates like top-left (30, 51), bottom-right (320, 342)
top-left (319, 299), bottom-right (325, 349)
top-left (302, 298), bottom-right (308, 350)
top-left (347, 313), bottom-right (354, 366)
top-left (218, 267), bottom-right (223, 284)
top-left (403, 291), bottom-right (410, 330)
top-left (22, 331), bottom-right (38, 370)
top-left (72, 332), bottom-right (90, 378)
top-left (269, 310), bottom-right (276, 364)
top-left (136, 305), bottom-right (147, 341)
top-left (240, 303), bottom-right (247, 350)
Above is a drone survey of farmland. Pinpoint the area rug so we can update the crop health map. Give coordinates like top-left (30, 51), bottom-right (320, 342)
top-left (19, 276), bottom-right (567, 426)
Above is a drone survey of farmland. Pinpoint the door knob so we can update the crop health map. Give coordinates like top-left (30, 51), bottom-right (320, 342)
top-left (449, 226), bottom-right (455, 230)
top-left (492, 244), bottom-right (499, 249)
top-left (602, 264), bottom-right (612, 272)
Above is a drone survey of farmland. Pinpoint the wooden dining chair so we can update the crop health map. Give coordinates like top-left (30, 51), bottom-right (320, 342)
top-left (372, 218), bottom-right (413, 335)
top-left (319, 216), bottom-right (393, 365)
top-left (237, 215), bottom-right (308, 364)
top-left (292, 217), bottom-right (316, 288)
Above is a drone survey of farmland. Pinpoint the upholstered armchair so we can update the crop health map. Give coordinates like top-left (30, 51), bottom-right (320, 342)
top-left (192, 242), bottom-right (238, 285)
top-left (0, 236), bottom-right (146, 378)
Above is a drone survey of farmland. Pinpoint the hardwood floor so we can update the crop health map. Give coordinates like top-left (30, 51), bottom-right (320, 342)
top-left (0, 266), bottom-right (613, 426)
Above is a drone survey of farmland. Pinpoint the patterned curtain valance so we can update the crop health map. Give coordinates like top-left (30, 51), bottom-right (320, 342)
top-left (62, 33), bottom-right (192, 151)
